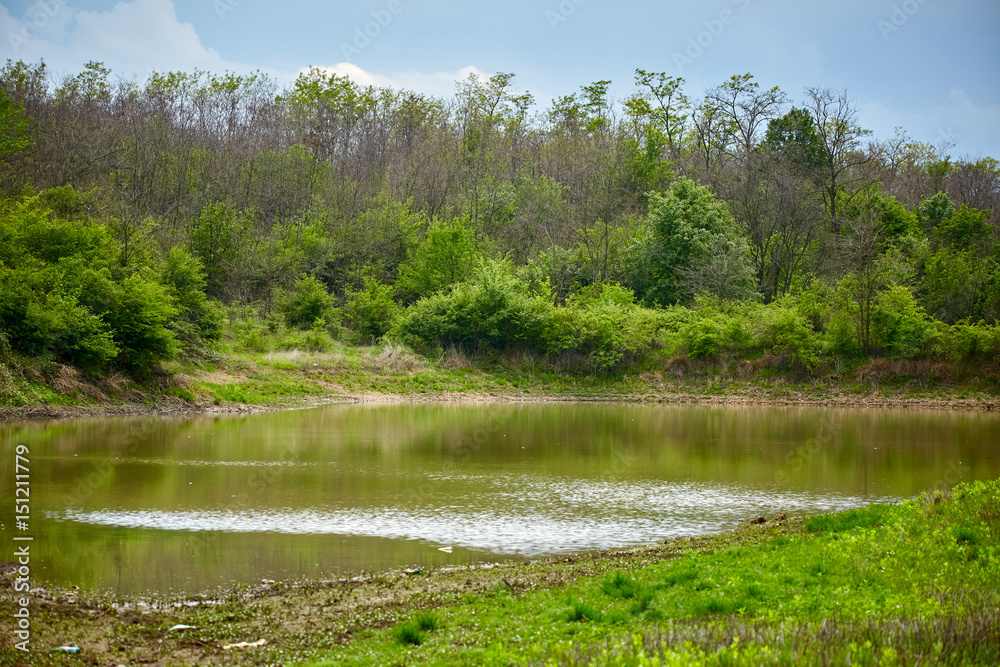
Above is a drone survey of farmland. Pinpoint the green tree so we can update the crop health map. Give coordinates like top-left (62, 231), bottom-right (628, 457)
top-left (625, 69), bottom-right (688, 157)
top-left (278, 274), bottom-right (337, 329)
top-left (101, 275), bottom-right (178, 372)
top-left (396, 216), bottom-right (483, 302)
top-left (641, 177), bottom-right (750, 305)
top-left (160, 248), bottom-right (224, 348)
top-left (0, 87), bottom-right (30, 160)
top-left (916, 192), bottom-right (955, 233)
top-left (190, 203), bottom-right (246, 300)
top-left (765, 107), bottom-right (824, 172)
top-left (393, 259), bottom-right (552, 354)
top-left (345, 278), bottom-right (400, 341)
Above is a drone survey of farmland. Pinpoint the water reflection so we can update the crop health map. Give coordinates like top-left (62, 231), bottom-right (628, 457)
top-left (1, 403), bottom-right (998, 593)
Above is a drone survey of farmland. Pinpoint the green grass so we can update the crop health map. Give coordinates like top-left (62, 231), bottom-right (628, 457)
top-left (804, 503), bottom-right (893, 533)
top-left (5, 480), bottom-right (998, 666)
top-left (5, 329), bottom-right (1000, 413)
top-left (305, 480), bottom-right (1000, 666)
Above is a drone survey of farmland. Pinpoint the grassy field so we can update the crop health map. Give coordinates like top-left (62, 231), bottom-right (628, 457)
top-left (2, 479), bottom-right (997, 666)
top-left (3, 338), bottom-right (999, 419)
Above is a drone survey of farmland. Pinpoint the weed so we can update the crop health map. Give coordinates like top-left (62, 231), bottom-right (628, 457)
top-left (953, 523), bottom-right (979, 545)
top-left (805, 503), bottom-right (892, 533)
top-left (414, 611), bottom-right (439, 632)
top-left (392, 622), bottom-right (424, 646)
top-left (601, 570), bottom-right (643, 599)
top-left (563, 598), bottom-right (604, 623)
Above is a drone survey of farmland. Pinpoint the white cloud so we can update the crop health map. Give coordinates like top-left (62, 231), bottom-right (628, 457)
top-left (304, 62), bottom-right (490, 99)
top-left (3, 0), bottom-right (251, 80)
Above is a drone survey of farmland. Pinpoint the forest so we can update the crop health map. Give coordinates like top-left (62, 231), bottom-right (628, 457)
top-left (1, 59), bottom-right (998, 391)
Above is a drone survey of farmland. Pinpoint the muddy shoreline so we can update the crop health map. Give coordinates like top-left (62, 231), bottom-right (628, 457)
top-left (2, 387), bottom-right (998, 422)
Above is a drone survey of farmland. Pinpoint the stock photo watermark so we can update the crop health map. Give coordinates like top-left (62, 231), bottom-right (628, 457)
top-left (11, 443), bottom-right (32, 653)
top-left (773, 412), bottom-right (842, 486)
top-left (672, 0), bottom-right (752, 75)
top-left (929, 460), bottom-right (971, 496)
top-left (877, 0), bottom-right (932, 40)
top-left (214, 0), bottom-right (243, 22)
top-left (938, 126), bottom-right (960, 148)
top-left (416, 409), bottom-right (516, 501)
top-left (6, 0), bottom-right (70, 53)
top-left (546, 0), bottom-right (587, 31)
top-left (340, 0), bottom-right (405, 61)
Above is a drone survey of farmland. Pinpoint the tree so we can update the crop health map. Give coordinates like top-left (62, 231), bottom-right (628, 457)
top-left (396, 215), bottom-right (483, 302)
top-left (101, 275), bottom-right (179, 372)
top-left (0, 87), bottom-right (30, 160)
top-left (834, 210), bottom-right (913, 355)
top-left (160, 247), bottom-right (224, 347)
top-left (803, 87), bottom-right (878, 228)
top-left (641, 177), bottom-right (750, 305)
top-left (765, 107), bottom-right (825, 173)
top-left (689, 100), bottom-right (733, 178)
top-left (278, 274), bottom-right (337, 329)
top-left (625, 69), bottom-right (688, 157)
top-left (189, 202), bottom-right (246, 300)
top-left (344, 278), bottom-right (399, 341)
top-left (705, 74), bottom-right (787, 158)
top-left (717, 153), bottom-right (822, 302)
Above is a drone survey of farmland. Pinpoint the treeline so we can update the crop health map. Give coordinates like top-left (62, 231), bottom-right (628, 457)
top-left (0, 60), bottom-right (998, 381)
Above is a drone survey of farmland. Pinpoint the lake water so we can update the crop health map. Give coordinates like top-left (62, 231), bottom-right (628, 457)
top-left (2, 402), bottom-right (998, 594)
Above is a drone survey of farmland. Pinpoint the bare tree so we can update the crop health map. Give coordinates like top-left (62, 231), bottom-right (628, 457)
top-left (705, 74), bottom-right (787, 158)
top-left (804, 87), bottom-right (879, 230)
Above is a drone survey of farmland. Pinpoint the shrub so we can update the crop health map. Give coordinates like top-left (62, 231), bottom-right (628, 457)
top-left (677, 310), bottom-right (747, 360)
top-left (101, 275), bottom-right (178, 372)
top-left (754, 300), bottom-right (823, 371)
top-left (277, 274), bottom-right (338, 330)
top-left (395, 215), bottom-right (482, 302)
top-left (0, 197), bottom-right (177, 372)
top-left (546, 284), bottom-right (664, 371)
top-left (392, 622), bottom-right (424, 646)
top-left (160, 247), bottom-right (224, 352)
top-left (344, 278), bottom-right (399, 341)
top-left (393, 259), bottom-right (552, 354)
top-left (871, 285), bottom-right (937, 359)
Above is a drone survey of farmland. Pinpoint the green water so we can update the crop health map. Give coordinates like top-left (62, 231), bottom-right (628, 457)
top-left (1, 403), bottom-right (997, 593)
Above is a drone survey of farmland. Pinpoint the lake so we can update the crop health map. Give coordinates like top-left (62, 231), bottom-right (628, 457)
top-left (2, 402), bottom-right (998, 594)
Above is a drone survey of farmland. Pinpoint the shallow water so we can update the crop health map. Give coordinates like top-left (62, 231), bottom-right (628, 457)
top-left (2, 402), bottom-right (998, 593)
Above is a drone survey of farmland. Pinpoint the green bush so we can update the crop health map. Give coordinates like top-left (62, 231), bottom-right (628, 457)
top-left (753, 300), bottom-right (823, 371)
top-left (393, 259), bottom-right (552, 354)
top-left (677, 310), bottom-right (747, 360)
top-left (871, 285), bottom-right (937, 359)
top-left (934, 321), bottom-right (1000, 362)
top-left (277, 274), bottom-right (338, 330)
top-left (345, 278), bottom-right (399, 341)
top-left (0, 263), bottom-right (117, 368)
top-left (546, 283), bottom-right (664, 371)
top-left (101, 275), bottom-right (178, 371)
top-left (160, 247), bottom-right (224, 353)
top-left (395, 215), bottom-right (482, 302)
top-left (0, 196), bottom-right (177, 372)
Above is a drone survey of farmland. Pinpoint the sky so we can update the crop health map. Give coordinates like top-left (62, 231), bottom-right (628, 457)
top-left (1, 0), bottom-right (998, 158)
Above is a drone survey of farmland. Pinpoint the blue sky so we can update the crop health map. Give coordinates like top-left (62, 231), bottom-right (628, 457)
top-left (2, 0), bottom-right (998, 158)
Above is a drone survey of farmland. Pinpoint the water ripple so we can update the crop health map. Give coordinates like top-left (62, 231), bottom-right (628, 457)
top-left (56, 481), bottom-right (897, 556)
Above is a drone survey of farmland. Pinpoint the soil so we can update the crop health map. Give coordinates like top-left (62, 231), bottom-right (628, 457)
top-left (0, 523), bottom-right (795, 666)
top-left (1, 385), bottom-right (998, 422)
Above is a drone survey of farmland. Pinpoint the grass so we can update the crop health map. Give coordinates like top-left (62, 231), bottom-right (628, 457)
top-left (302, 479), bottom-right (1000, 666)
top-left (7, 479), bottom-right (994, 665)
top-left (4, 330), bottom-right (1000, 413)
top-left (803, 502), bottom-right (893, 533)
